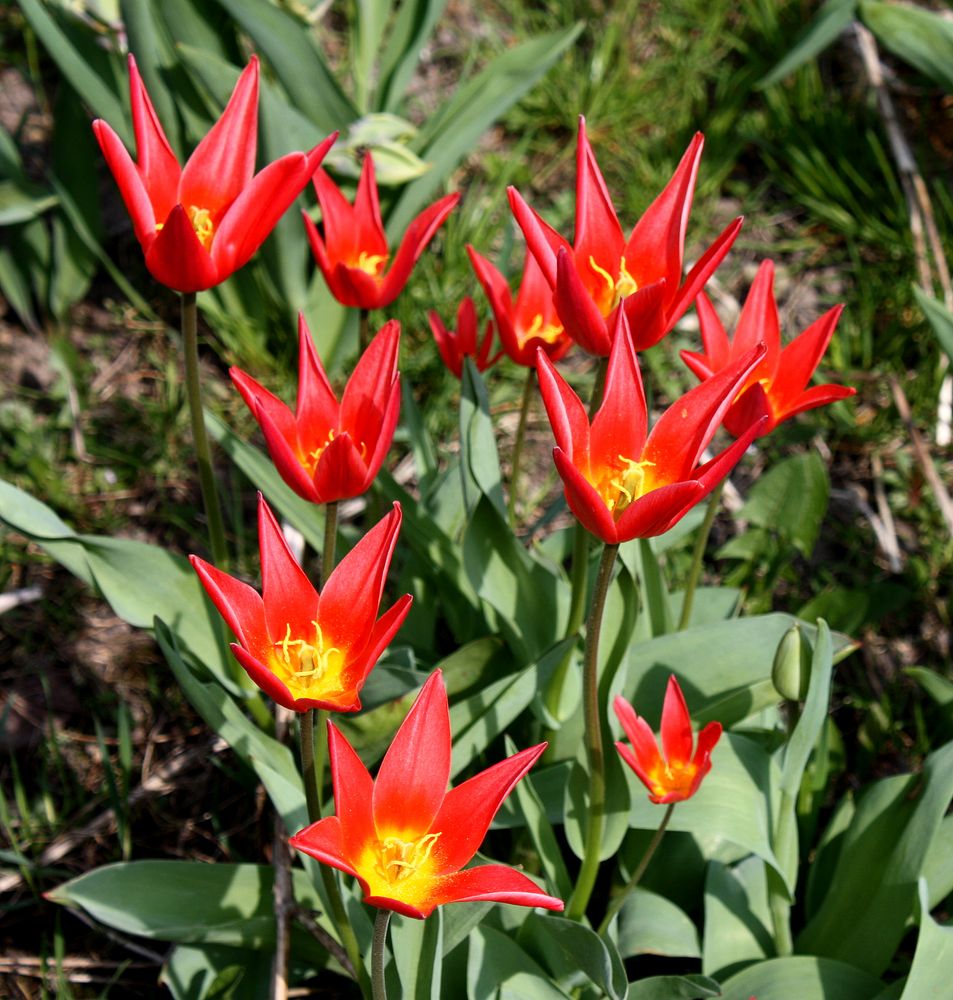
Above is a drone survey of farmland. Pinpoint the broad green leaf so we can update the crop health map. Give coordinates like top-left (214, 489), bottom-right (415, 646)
top-left (797, 739), bottom-right (953, 976)
top-left (703, 857), bottom-right (772, 978)
top-left (162, 943), bottom-right (273, 1000)
top-left (615, 887), bottom-right (701, 961)
top-left (214, 0), bottom-right (356, 131)
top-left (519, 913), bottom-right (627, 1000)
top-left (459, 359), bottom-right (505, 517)
top-left (900, 880), bottom-right (953, 999)
top-left (442, 902), bottom-right (494, 956)
top-left (627, 976), bottom-right (722, 1000)
top-left (563, 743), bottom-right (632, 864)
top-left (353, 0), bottom-right (391, 112)
top-left (157, 0), bottom-right (243, 65)
top-left (861, 0), bottom-right (953, 92)
top-left (49, 860), bottom-right (325, 957)
top-left (720, 956), bottom-right (883, 1000)
top-left (914, 287), bottom-right (953, 365)
top-left (922, 814), bottom-right (953, 908)
top-left (392, 908), bottom-right (443, 1000)
top-left (378, 0), bottom-right (449, 113)
top-left (467, 924), bottom-right (571, 1000)
top-left (388, 24), bottom-right (582, 236)
top-left (759, 0), bottom-right (858, 88)
top-left (18, 0), bottom-right (130, 146)
top-left (670, 586), bottom-right (741, 628)
top-left (205, 410), bottom-right (325, 554)
top-left (0, 244), bottom-right (39, 334)
top-left (0, 180), bottom-right (58, 225)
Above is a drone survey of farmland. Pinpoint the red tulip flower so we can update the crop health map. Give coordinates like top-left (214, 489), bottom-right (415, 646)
top-left (681, 260), bottom-right (856, 437)
top-left (92, 55), bottom-right (335, 293)
top-left (467, 245), bottom-right (572, 367)
top-left (304, 153), bottom-right (460, 310)
top-left (614, 676), bottom-right (722, 804)
top-left (231, 316), bottom-right (400, 505)
top-left (190, 497), bottom-right (411, 713)
top-left (536, 311), bottom-right (766, 544)
top-left (508, 118), bottom-right (741, 355)
top-left (290, 670), bottom-right (563, 918)
top-left (428, 297), bottom-right (501, 379)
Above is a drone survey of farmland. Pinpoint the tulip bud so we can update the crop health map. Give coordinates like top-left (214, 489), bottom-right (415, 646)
top-left (772, 624), bottom-right (812, 702)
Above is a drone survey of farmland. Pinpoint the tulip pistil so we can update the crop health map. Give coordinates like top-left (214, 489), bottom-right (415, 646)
top-left (595, 455), bottom-right (656, 516)
top-left (588, 255), bottom-right (638, 312)
top-left (357, 251), bottom-right (388, 277)
top-left (649, 758), bottom-right (698, 800)
top-left (524, 313), bottom-right (564, 346)
top-left (375, 832), bottom-right (441, 884)
top-left (187, 206), bottom-right (215, 249)
top-left (274, 621), bottom-right (342, 683)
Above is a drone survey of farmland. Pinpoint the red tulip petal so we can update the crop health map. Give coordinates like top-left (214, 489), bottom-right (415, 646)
top-left (621, 279), bottom-right (668, 351)
top-left (373, 671), bottom-right (450, 841)
top-left (553, 247), bottom-right (613, 356)
top-left (690, 415), bottom-right (765, 496)
top-left (310, 432), bottom-right (372, 502)
top-left (429, 309), bottom-right (461, 377)
top-left (144, 204), bottom-right (219, 293)
top-left (430, 744), bottom-right (546, 873)
top-left (666, 216), bottom-right (743, 328)
top-left (535, 352), bottom-right (591, 462)
top-left (302, 211), bottom-right (339, 293)
top-left (231, 644), bottom-right (299, 711)
top-left (680, 348), bottom-right (715, 384)
top-left (311, 169), bottom-right (364, 269)
top-left (180, 57), bottom-right (259, 216)
top-left (251, 395), bottom-right (323, 503)
top-left (378, 192), bottom-right (460, 308)
top-left (92, 119), bottom-right (157, 246)
top-left (771, 305), bottom-right (844, 405)
top-left (507, 186), bottom-right (571, 287)
top-left (423, 864), bottom-right (563, 914)
top-left (456, 296), bottom-right (479, 356)
top-left (611, 481), bottom-right (706, 542)
top-left (774, 383), bottom-right (856, 425)
top-left (732, 260), bottom-right (779, 375)
top-left (328, 720), bottom-right (376, 855)
top-left (289, 815), bottom-right (358, 877)
top-left (573, 117), bottom-right (625, 273)
top-left (724, 383), bottom-right (774, 438)
top-left (590, 313), bottom-right (647, 466)
top-left (230, 367), bottom-right (300, 452)
top-left (343, 593), bottom-right (413, 694)
top-left (318, 503), bottom-right (402, 648)
top-left (353, 153), bottom-right (390, 255)
top-left (624, 133), bottom-right (704, 297)
top-left (257, 496), bottom-right (318, 641)
top-left (189, 554), bottom-right (268, 651)
top-left (340, 319), bottom-right (400, 460)
top-left (126, 54), bottom-right (180, 224)
top-left (294, 314), bottom-right (339, 444)
top-left (553, 448), bottom-right (619, 544)
top-left (694, 290), bottom-right (730, 370)
top-left (660, 676), bottom-right (694, 765)
top-left (694, 721), bottom-right (723, 766)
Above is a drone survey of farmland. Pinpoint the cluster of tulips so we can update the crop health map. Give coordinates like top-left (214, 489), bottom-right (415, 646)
top-left (91, 49), bottom-right (854, 987)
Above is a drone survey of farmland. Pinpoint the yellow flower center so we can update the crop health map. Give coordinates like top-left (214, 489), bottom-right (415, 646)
top-left (187, 206), bottom-right (215, 250)
top-left (302, 429), bottom-right (367, 475)
top-left (523, 313), bottom-right (564, 347)
top-left (588, 255), bottom-right (638, 313)
top-left (374, 833), bottom-right (441, 885)
top-left (592, 454), bottom-right (656, 517)
top-left (648, 757), bottom-right (698, 799)
top-left (356, 251), bottom-right (388, 277)
top-left (272, 621), bottom-right (344, 696)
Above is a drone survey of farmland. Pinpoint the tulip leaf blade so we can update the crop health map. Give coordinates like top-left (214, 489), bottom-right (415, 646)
top-left (900, 879), bottom-right (953, 1000)
top-left (627, 975), bottom-right (722, 1000)
top-left (758, 0), bottom-right (858, 89)
top-left (703, 857), bottom-right (773, 979)
top-left (377, 0), bottom-right (450, 115)
top-left (161, 942), bottom-right (273, 1000)
top-left (616, 886), bottom-right (702, 962)
top-left (391, 908), bottom-right (443, 1000)
top-left (719, 956), bottom-right (884, 999)
top-left (860, 0), bottom-right (953, 93)
top-left (467, 924), bottom-right (572, 1000)
top-left (914, 286), bottom-right (953, 367)
top-left (459, 358), bottom-right (505, 518)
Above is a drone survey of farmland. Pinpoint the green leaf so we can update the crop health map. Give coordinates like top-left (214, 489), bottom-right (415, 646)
top-left (392, 908), bottom-right (443, 1000)
top-left (519, 913), bottom-right (627, 1000)
top-left (442, 902), bottom-right (494, 956)
top-left (759, 0), bottom-right (858, 88)
top-left (703, 857), bottom-right (772, 979)
top-left (378, 0), bottom-right (449, 114)
top-left (353, 0), bottom-right (391, 112)
top-left (214, 0), bottom-right (356, 131)
top-left (627, 976), bottom-right (722, 1000)
top-left (0, 179), bottom-right (58, 225)
top-left (388, 24), bottom-right (583, 236)
top-left (720, 956), bottom-right (884, 999)
top-left (459, 358), bottom-right (505, 518)
top-left (797, 739), bottom-right (953, 976)
top-left (467, 924), bottom-right (572, 1000)
top-left (914, 287), bottom-right (953, 365)
top-left (615, 887), bottom-right (701, 961)
top-left (739, 452), bottom-right (829, 556)
top-left (920, 814), bottom-right (953, 908)
top-left (162, 943), bottom-right (273, 1000)
top-left (900, 879), bottom-right (953, 999)
top-left (861, 1), bottom-right (953, 92)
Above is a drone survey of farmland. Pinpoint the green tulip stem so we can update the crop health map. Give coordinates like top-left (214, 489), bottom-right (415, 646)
top-left (597, 803), bottom-right (675, 935)
top-left (566, 541), bottom-right (619, 921)
top-left (507, 366), bottom-right (536, 529)
top-left (359, 308), bottom-right (371, 353)
top-left (321, 501), bottom-right (339, 590)
top-left (181, 292), bottom-right (228, 570)
top-left (372, 908), bottom-right (392, 1000)
top-left (298, 710), bottom-right (369, 995)
top-left (677, 479), bottom-right (725, 631)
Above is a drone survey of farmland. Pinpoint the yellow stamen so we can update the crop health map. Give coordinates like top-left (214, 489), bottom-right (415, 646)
top-left (595, 455), bottom-right (656, 516)
top-left (588, 254), bottom-right (639, 312)
top-left (356, 251), bottom-right (388, 276)
top-left (187, 206), bottom-right (215, 249)
top-left (375, 833), bottom-right (441, 884)
top-left (274, 621), bottom-right (342, 682)
top-left (649, 757), bottom-right (698, 798)
top-left (523, 313), bottom-right (564, 346)
top-left (304, 428), bottom-right (368, 473)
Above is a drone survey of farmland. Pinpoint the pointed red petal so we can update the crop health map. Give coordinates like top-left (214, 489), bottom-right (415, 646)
top-left (690, 414), bottom-right (765, 495)
top-left (660, 676), bottom-right (694, 765)
top-left (230, 366), bottom-right (300, 454)
top-left (665, 216), bottom-right (743, 327)
top-left (340, 320), bottom-right (401, 463)
top-left (373, 671), bottom-right (450, 840)
top-left (553, 448), bottom-right (620, 544)
top-left (430, 744), bottom-right (546, 873)
top-left (468, 245), bottom-right (525, 363)
top-left (144, 203), bottom-right (219, 292)
top-left (295, 314), bottom-right (339, 444)
top-left (302, 210), bottom-right (340, 296)
top-left (621, 279), bottom-right (669, 351)
top-left (680, 348), bottom-right (716, 384)
top-left (126, 53), bottom-right (180, 223)
top-left (343, 594), bottom-right (413, 695)
top-left (732, 260), bottom-right (779, 371)
top-left (773, 383), bottom-right (856, 425)
top-left (180, 57), bottom-right (259, 216)
top-left (318, 503), bottom-right (402, 648)
top-left (353, 153), bottom-right (389, 255)
top-left (694, 290), bottom-right (730, 370)
top-left (553, 248), bottom-right (613, 356)
top-left (422, 865), bottom-right (563, 915)
top-left (378, 192), bottom-right (460, 308)
top-left (289, 816), bottom-right (358, 876)
top-left (92, 119), bottom-right (157, 246)
top-left (249, 393), bottom-right (323, 503)
top-left (771, 305), bottom-right (844, 405)
top-left (535, 351), bottom-right (590, 462)
top-left (189, 554), bottom-right (267, 652)
top-left (257, 496), bottom-right (318, 641)
top-left (231, 644), bottom-right (301, 711)
top-left (507, 186), bottom-right (571, 287)
top-left (429, 309), bottom-right (461, 377)
top-left (328, 720), bottom-right (375, 855)
top-left (611, 480), bottom-right (706, 541)
top-left (590, 312), bottom-right (647, 466)
top-left (311, 168), bottom-right (362, 269)
top-left (573, 117), bottom-right (625, 271)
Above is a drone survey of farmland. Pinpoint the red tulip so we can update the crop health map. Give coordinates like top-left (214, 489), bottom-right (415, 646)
top-left (92, 55), bottom-right (335, 293)
top-left (467, 245), bottom-right (572, 367)
top-left (190, 497), bottom-right (410, 713)
top-left (508, 118), bottom-right (741, 355)
top-left (231, 316), bottom-right (400, 505)
top-left (290, 670), bottom-right (563, 919)
top-left (428, 297), bottom-right (501, 379)
top-left (304, 153), bottom-right (459, 310)
top-left (681, 260), bottom-right (856, 437)
top-left (614, 677), bottom-right (721, 804)
top-left (536, 311), bottom-right (766, 544)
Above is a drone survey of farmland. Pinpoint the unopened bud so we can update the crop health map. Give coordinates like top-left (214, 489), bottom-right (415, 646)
top-left (772, 624), bottom-right (812, 701)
